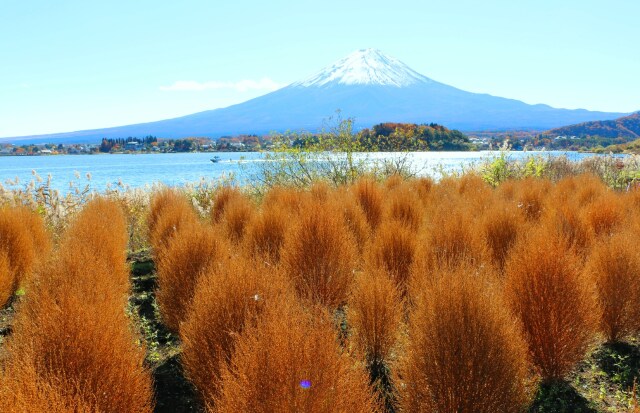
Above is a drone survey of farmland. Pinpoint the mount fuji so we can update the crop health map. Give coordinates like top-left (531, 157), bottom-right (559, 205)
top-left (3, 49), bottom-right (628, 143)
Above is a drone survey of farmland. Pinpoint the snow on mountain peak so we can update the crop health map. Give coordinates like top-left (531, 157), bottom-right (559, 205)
top-left (292, 49), bottom-right (432, 88)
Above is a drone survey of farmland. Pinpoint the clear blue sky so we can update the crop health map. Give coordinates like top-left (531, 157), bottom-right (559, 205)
top-left (1, 0), bottom-right (638, 137)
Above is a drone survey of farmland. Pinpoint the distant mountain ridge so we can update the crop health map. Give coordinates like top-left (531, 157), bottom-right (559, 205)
top-left (546, 112), bottom-right (640, 139)
top-left (1, 49), bottom-right (630, 144)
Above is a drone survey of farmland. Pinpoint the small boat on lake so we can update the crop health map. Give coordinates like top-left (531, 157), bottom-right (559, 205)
top-left (210, 156), bottom-right (221, 163)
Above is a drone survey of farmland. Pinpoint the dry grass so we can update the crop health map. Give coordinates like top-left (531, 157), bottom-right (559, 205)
top-left (399, 266), bottom-right (533, 413)
top-left (213, 301), bottom-right (380, 413)
top-left (586, 230), bottom-right (640, 343)
top-left (156, 220), bottom-right (227, 332)
top-left (504, 226), bottom-right (599, 382)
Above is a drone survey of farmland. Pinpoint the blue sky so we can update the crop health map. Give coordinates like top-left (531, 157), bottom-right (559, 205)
top-left (1, 0), bottom-right (639, 137)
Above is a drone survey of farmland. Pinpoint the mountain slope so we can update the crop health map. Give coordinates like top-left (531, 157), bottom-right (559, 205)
top-left (1, 49), bottom-right (630, 144)
top-left (546, 112), bottom-right (640, 139)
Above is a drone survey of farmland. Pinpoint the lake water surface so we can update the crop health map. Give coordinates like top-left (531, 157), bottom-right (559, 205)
top-left (0, 151), bottom-right (623, 193)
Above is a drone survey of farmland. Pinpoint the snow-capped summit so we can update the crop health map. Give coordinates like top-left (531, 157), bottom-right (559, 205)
top-left (292, 48), bottom-right (432, 88)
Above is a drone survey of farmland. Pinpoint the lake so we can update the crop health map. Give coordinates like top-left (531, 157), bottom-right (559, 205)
top-left (0, 151), bottom-right (625, 193)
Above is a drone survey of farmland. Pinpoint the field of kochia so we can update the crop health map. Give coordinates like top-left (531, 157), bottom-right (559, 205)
top-left (1, 173), bottom-right (640, 412)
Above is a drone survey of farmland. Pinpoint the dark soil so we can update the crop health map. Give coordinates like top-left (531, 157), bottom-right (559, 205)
top-left (129, 255), bottom-right (203, 413)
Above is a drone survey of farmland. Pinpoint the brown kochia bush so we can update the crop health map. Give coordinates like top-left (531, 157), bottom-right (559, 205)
top-left (148, 188), bottom-right (198, 255)
top-left (60, 198), bottom-right (130, 297)
top-left (504, 227), bottom-right (598, 381)
top-left (0, 207), bottom-right (37, 287)
top-left (244, 206), bottom-right (289, 264)
top-left (218, 192), bottom-right (255, 244)
top-left (543, 198), bottom-right (593, 256)
top-left (156, 220), bottom-right (227, 332)
top-left (514, 178), bottom-right (551, 222)
top-left (347, 270), bottom-right (402, 387)
top-left (0, 251), bottom-right (12, 308)
top-left (210, 186), bottom-right (244, 224)
top-left (281, 204), bottom-right (357, 308)
top-left (352, 177), bottom-right (384, 231)
top-left (384, 185), bottom-right (423, 233)
top-left (0, 361), bottom-right (97, 413)
top-left (480, 200), bottom-right (525, 272)
top-left (583, 191), bottom-right (625, 237)
top-left (399, 267), bottom-right (532, 413)
top-left (367, 222), bottom-right (417, 296)
top-left (180, 260), bottom-right (284, 407)
top-left (2, 275), bottom-right (154, 413)
top-left (337, 195), bottom-right (371, 258)
top-left (213, 302), bottom-right (380, 413)
top-left (1, 198), bottom-right (154, 412)
top-left (586, 230), bottom-right (640, 342)
top-left (413, 202), bottom-right (487, 273)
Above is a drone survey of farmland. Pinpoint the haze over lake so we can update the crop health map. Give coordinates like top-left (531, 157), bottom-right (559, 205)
top-left (0, 151), bottom-right (624, 193)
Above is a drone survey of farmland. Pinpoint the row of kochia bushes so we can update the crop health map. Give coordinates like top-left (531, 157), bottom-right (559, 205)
top-left (1, 173), bottom-right (640, 412)
top-left (150, 174), bottom-right (640, 412)
top-left (0, 200), bottom-right (153, 412)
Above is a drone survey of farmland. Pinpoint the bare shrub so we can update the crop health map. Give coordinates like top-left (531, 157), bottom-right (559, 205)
top-left (514, 178), bottom-right (550, 221)
top-left (384, 185), bottom-right (423, 233)
top-left (1, 198), bottom-right (154, 412)
top-left (0, 207), bottom-right (36, 286)
top-left (413, 202), bottom-right (487, 273)
top-left (337, 194), bottom-right (371, 258)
